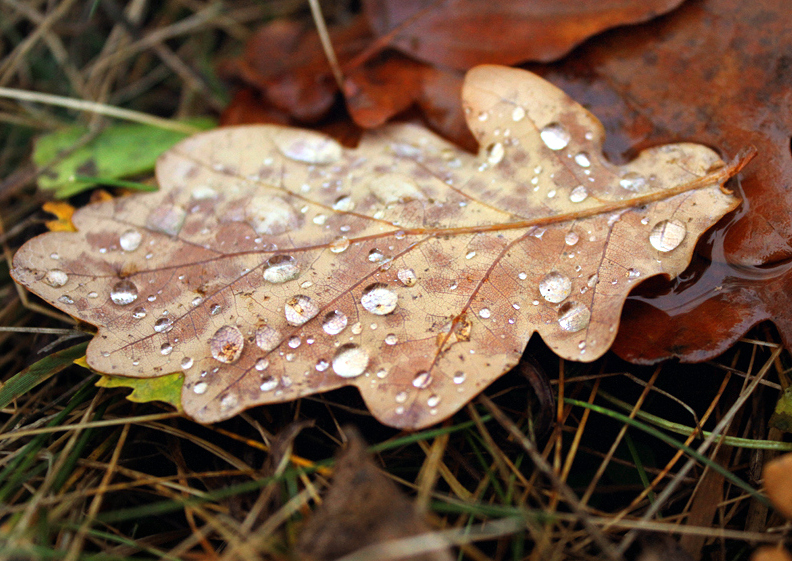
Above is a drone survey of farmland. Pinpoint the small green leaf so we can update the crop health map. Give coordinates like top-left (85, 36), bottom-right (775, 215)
top-left (770, 386), bottom-right (792, 433)
top-left (96, 372), bottom-right (183, 411)
top-left (0, 341), bottom-right (89, 409)
top-left (33, 117), bottom-right (216, 198)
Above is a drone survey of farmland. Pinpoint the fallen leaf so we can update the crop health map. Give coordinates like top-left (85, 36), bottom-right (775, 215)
top-left (363, 0), bottom-right (687, 68)
top-left (33, 118), bottom-right (215, 198)
top-left (752, 547), bottom-right (792, 561)
top-left (763, 452), bottom-right (792, 520)
top-left (42, 201), bottom-right (76, 232)
top-left (11, 66), bottom-right (743, 428)
top-left (95, 371), bottom-right (183, 411)
top-left (770, 387), bottom-right (792, 434)
top-left (531, 0), bottom-right (792, 363)
top-left (296, 427), bottom-right (453, 561)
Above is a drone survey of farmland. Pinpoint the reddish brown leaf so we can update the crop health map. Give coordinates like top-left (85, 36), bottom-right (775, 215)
top-left (530, 0), bottom-right (792, 363)
top-left (363, 0), bottom-right (687, 68)
top-left (11, 67), bottom-right (741, 428)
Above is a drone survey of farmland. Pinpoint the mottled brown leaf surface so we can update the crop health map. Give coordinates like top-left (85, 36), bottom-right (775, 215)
top-left (533, 0), bottom-right (792, 363)
top-left (363, 0), bottom-right (686, 68)
top-left (11, 67), bottom-right (739, 428)
top-left (296, 428), bottom-right (453, 561)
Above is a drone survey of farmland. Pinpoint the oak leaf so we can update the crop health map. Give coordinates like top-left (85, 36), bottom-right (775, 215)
top-left (11, 66), bottom-right (742, 428)
top-left (535, 0), bottom-right (792, 363)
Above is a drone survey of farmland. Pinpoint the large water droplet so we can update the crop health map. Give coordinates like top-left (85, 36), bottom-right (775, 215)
top-left (263, 254), bottom-right (300, 283)
top-left (255, 357), bottom-right (269, 371)
top-left (329, 236), bottom-right (350, 253)
top-left (255, 325), bottom-right (279, 351)
top-left (368, 248), bottom-right (385, 263)
top-left (160, 342), bottom-right (173, 356)
top-left (361, 283), bottom-right (398, 315)
top-left (427, 394), bottom-right (440, 407)
top-left (210, 325), bottom-right (244, 363)
top-left (569, 185), bottom-right (588, 203)
top-left (44, 269), bottom-right (69, 288)
top-left (120, 229), bottom-right (142, 252)
top-left (384, 333), bottom-right (398, 345)
top-left (453, 371), bottom-right (466, 384)
top-left (486, 142), bottom-right (504, 165)
top-left (369, 174), bottom-right (425, 205)
top-left (273, 129), bottom-right (343, 164)
top-left (288, 335), bottom-right (301, 349)
top-left (565, 231), bottom-right (580, 246)
top-left (574, 152), bottom-right (591, 167)
top-left (397, 268), bottom-right (417, 287)
top-left (539, 271), bottom-right (572, 303)
top-left (332, 343), bottom-right (369, 378)
top-left (245, 195), bottom-right (301, 236)
top-left (132, 307), bottom-right (147, 319)
top-left (619, 172), bottom-right (647, 191)
top-left (146, 204), bottom-right (186, 236)
top-left (649, 219), bottom-right (686, 252)
top-left (540, 123), bottom-right (570, 150)
top-left (259, 376), bottom-right (278, 391)
top-left (557, 302), bottom-right (591, 332)
top-left (193, 382), bottom-right (208, 395)
top-left (332, 195), bottom-right (355, 212)
top-left (284, 295), bottom-right (319, 326)
top-left (110, 279), bottom-right (138, 306)
top-left (322, 310), bottom-right (348, 335)
top-left (181, 356), bottom-right (194, 369)
top-left (412, 371), bottom-right (432, 388)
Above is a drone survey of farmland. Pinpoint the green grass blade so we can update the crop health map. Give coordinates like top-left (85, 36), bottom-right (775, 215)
top-left (564, 397), bottom-right (770, 507)
top-left (0, 340), bottom-right (89, 410)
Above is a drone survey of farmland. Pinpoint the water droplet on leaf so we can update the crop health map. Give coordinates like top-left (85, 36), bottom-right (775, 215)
top-left (569, 185), bottom-right (588, 203)
top-left (263, 254), bottom-right (300, 283)
top-left (284, 295), bottom-right (319, 326)
top-left (44, 269), bottom-right (68, 288)
top-left (255, 325), bottom-right (279, 351)
top-left (397, 268), bottom-right (417, 287)
top-left (361, 283), bottom-right (398, 315)
top-left (322, 310), bottom-right (348, 335)
top-left (413, 371), bottom-right (432, 388)
top-left (332, 343), bottom-right (369, 378)
top-left (119, 229), bottom-right (142, 252)
top-left (540, 123), bottom-right (570, 150)
top-left (110, 279), bottom-right (138, 306)
top-left (210, 325), bottom-right (245, 363)
top-left (649, 219), bottom-right (686, 252)
top-left (539, 271), bottom-right (572, 303)
top-left (557, 302), bottom-right (591, 332)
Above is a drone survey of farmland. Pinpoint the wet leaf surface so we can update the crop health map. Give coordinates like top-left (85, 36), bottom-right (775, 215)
top-left (531, 0), bottom-right (792, 362)
top-left (11, 67), bottom-right (742, 428)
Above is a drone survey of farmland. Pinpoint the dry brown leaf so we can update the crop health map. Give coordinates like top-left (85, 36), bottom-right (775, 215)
top-left (296, 427), bottom-right (453, 561)
top-left (764, 452), bottom-right (792, 520)
top-left (11, 66), bottom-right (742, 428)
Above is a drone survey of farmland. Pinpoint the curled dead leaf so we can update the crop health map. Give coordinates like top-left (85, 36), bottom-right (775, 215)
top-left (11, 66), bottom-right (743, 428)
top-left (296, 427), bottom-right (453, 561)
